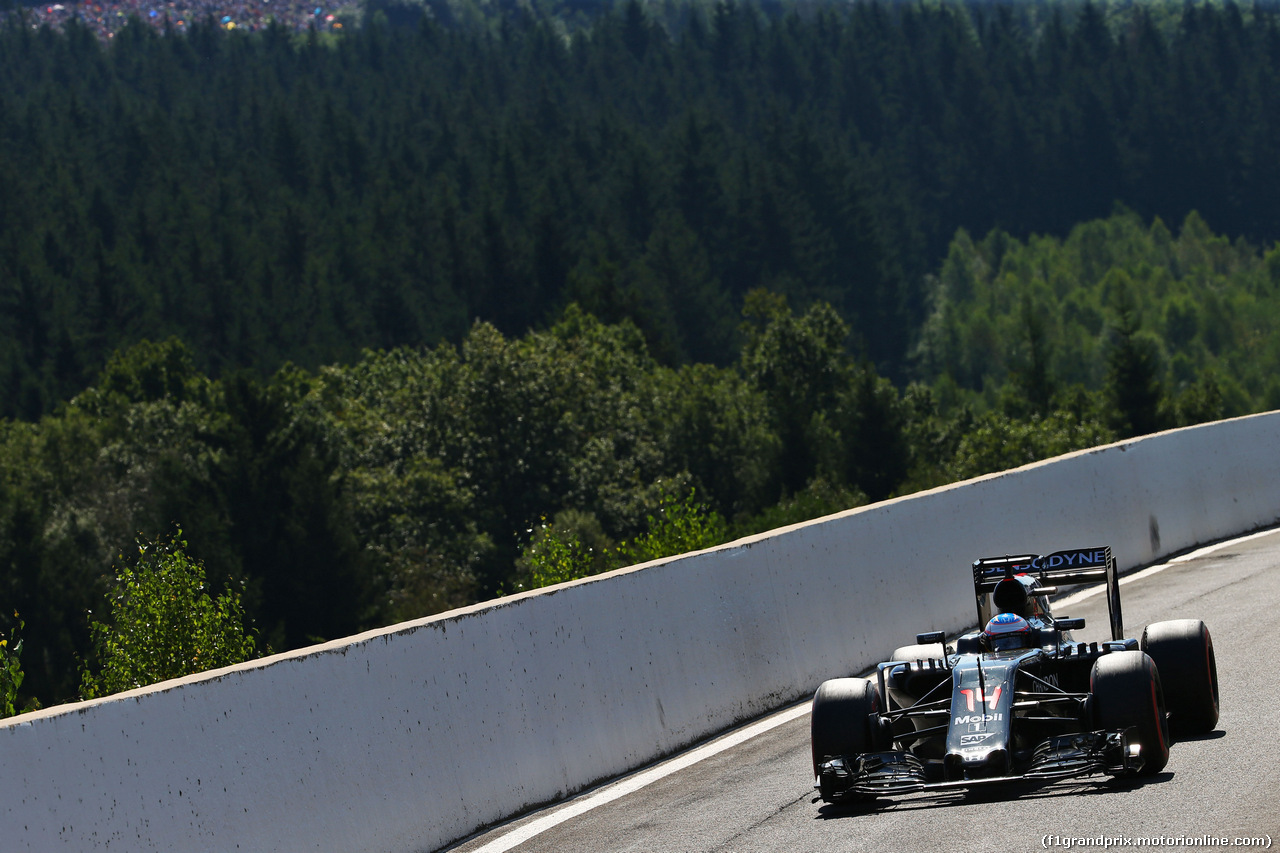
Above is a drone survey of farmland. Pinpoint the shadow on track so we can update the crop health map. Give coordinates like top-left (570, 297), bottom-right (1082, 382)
top-left (1175, 729), bottom-right (1226, 742)
top-left (812, 772), bottom-right (1176, 820)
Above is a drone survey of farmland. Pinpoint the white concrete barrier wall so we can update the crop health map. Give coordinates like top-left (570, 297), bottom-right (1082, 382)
top-left (3, 413), bottom-right (1280, 852)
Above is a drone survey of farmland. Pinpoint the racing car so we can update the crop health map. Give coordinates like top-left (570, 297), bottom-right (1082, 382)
top-left (811, 546), bottom-right (1220, 803)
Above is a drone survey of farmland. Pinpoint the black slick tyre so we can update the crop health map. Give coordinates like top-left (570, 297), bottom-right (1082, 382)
top-left (1141, 619), bottom-right (1219, 735)
top-left (810, 677), bottom-right (883, 779)
top-left (1091, 650), bottom-right (1170, 775)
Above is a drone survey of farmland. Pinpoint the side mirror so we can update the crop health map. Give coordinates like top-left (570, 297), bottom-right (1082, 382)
top-left (1054, 618), bottom-right (1085, 631)
top-left (916, 631), bottom-right (946, 645)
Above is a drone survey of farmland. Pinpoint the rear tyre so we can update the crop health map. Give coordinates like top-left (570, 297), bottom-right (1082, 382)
top-left (1141, 619), bottom-right (1219, 735)
top-left (1091, 651), bottom-right (1170, 775)
top-left (810, 677), bottom-right (884, 780)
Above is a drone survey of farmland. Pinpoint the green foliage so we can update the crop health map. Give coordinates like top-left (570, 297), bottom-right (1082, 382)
top-left (8, 0), bottom-right (1280, 709)
top-left (516, 488), bottom-right (728, 591)
top-left (740, 291), bottom-right (852, 494)
top-left (616, 489), bottom-right (728, 567)
top-left (312, 305), bottom-right (672, 595)
top-left (733, 478), bottom-right (867, 538)
top-left (211, 369), bottom-right (374, 652)
top-left (916, 209), bottom-right (1273, 433)
top-left (517, 512), bottom-right (612, 591)
top-left (651, 362), bottom-right (780, 520)
top-left (91, 339), bottom-right (204, 408)
top-left (1171, 370), bottom-right (1238, 427)
top-left (79, 533), bottom-right (257, 700)
top-left (0, 614), bottom-right (24, 718)
top-left (22, 0), bottom-right (1280, 415)
top-left (945, 412), bottom-right (1116, 483)
top-left (1104, 288), bottom-right (1168, 438)
top-left (7, 212), bottom-right (1273, 710)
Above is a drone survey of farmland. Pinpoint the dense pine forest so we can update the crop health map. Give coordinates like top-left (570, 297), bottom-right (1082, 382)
top-left (8, 0), bottom-right (1280, 410)
top-left (5, 0), bottom-right (1280, 708)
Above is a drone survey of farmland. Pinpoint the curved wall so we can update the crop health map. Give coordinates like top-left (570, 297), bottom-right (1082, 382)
top-left (2, 414), bottom-right (1279, 852)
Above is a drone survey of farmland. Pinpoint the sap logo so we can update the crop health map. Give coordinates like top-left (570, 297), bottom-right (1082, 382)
top-left (960, 734), bottom-right (991, 746)
top-left (1036, 549), bottom-right (1107, 570)
top-left (954, 713), bottom-right (1003, 725)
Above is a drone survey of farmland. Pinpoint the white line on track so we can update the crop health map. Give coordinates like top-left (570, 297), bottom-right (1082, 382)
top-left (461, 527), bottom-right (1276, 853)
top-left (464, 703), bottom-right (812, 853)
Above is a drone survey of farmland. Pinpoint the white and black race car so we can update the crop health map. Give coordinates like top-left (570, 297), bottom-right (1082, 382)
top-left (812, 546), bottom-right (1220, 803)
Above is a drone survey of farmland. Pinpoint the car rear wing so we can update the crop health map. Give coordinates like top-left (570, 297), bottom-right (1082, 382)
top-left (972, 546), bottom-right (1123, 640)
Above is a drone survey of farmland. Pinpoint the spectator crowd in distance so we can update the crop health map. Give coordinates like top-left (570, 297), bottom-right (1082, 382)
top-left (2, 0), bottom-right (358, 40)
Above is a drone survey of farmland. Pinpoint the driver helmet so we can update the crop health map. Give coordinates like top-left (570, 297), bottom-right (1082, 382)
top-left (984, 612), bottom-right (1033, 652)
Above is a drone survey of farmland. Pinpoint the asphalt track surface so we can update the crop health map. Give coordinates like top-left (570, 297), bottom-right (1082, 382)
top-left (446, 531), bottom-right (1280, 853)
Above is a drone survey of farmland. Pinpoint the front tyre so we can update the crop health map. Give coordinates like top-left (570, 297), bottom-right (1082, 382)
top-left (810, 677), bottom-right (884, 784)
top-left (1141, 619), bottom-right (1219, 735)
top-left (1092, 651), bottom-right (1170, 775)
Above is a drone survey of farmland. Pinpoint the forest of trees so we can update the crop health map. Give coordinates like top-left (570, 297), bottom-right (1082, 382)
top-left (4, 0), bottom-right (1280, 709)
top-left (4, 204), bottom-right (1274, 709)
top-left (5, 0), bottom-right (1280, 412)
